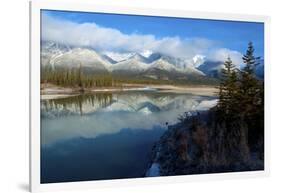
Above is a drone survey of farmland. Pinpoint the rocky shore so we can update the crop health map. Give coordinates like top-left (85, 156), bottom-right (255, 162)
top-left (145, 111), bottom-right (264, 177)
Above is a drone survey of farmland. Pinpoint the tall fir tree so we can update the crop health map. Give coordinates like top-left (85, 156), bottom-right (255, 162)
top-left (215, 57), bottom-right (250, 163)
top-left (217, 57), bottom-right (239, 121)
top-left (239, 42), bottom-right (261, 118)
top-left (239, 42), bottom-right (264, 149)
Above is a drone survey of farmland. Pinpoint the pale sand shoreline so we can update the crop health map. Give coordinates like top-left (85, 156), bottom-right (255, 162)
top-left (41, 84), bottom-right (218, 100)
top-left (148, 85), bottom-right (218, 96)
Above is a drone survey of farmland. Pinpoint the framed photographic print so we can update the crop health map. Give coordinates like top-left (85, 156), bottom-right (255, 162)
top-left (30, 0), bottom-right (270, 192)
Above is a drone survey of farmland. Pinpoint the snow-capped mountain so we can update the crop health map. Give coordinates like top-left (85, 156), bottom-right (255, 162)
top-left (128, 53), bottom-right (150, 63)
top-left (142, 58), bottom-right (206, 81)
top-left (41, 41), bottom-right (264, 80)
top-left (102, 52), bottom-right (135, 62)
top-left (141, 50), bottom-right (153, 58)
top-left (100, 54), bottom-right (117, 64)
top-left (50, 48), bottom-right (111, 72)
top-left (41, 41), bottom-right (71, 66)
top-left (146, 55), bottom-right (205, 76)
top-left (111, 54), bottom-right (149, 73)
top-left (42, 42), bottom-right (113, 73)
top-left (41, 41), bottom-right (71, 54)
top-left (149, 58), bottom-right (178, 72)
top-left (197, 60), bottom-right (224, 78)
top-left (147, 53), bottom-right (204, 75)
top-left (41, 41), bottom-right (216, 82)
top-left (192, 55), bottom-right (205, 67)
top-left (148, 53), bottom-right (189, 68)
top-left (148, 53), bottom-right (187, 68)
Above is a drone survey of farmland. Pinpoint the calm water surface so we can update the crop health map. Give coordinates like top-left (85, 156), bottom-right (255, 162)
top-left (40, 90), bottom-right (217, 183)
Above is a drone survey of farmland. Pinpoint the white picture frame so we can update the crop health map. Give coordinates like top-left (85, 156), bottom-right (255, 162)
top-left (30, 0), bottom-right (270, 192)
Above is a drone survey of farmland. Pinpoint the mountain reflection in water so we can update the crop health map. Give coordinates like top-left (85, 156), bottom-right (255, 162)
top-left (41, 91), bottom-right (217, 183)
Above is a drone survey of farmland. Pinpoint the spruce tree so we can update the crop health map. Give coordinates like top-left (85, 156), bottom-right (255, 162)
top-left (217, 57), bottom-right (239, 120)
top-left (215, 57), bottom-right (250, 163)
top-left (239, 42), bottom-right (261, 119)
top-left (239, 42), bottom-right (264, 149)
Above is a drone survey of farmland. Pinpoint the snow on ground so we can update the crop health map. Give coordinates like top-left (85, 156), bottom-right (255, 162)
top-left (146, 163), bottom-right (160, 177)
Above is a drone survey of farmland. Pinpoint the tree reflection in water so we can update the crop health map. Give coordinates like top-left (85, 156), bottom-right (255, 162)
top-left (41, 93), bottom-right (113, 115)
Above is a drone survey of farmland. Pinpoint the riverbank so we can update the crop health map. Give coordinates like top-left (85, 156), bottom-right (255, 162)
top-left (145, 111), bottom-right (264, 177)
top-left (40, 83), bottom-right (218, 100)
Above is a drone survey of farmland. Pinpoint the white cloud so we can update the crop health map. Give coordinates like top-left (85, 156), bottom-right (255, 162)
top-left (42, 13), bottom-right (244, 64)
top-left (207, 48), bottom-right (243, 67)
top-left (42, 14), bottom-right (214, 59)
top-left (141, 50), bottom-right (153, 58)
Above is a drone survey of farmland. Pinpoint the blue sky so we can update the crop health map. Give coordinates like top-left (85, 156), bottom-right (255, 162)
top-left (42, 10), bottom-right (264, 62)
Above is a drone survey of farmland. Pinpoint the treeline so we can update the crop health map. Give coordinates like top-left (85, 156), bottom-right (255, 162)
top-left (41, 64), bottom-right (219, 88)
top-left (41, 67), bottom-right (174, 87)
top-left (41, 65), bottom-right (113, 88)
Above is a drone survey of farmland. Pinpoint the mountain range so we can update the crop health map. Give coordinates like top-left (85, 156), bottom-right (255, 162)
top-left (41, 41), bottom-right (264, 83)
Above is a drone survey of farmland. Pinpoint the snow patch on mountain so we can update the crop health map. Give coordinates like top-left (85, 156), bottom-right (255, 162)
top-left (111, 54), bottom-right (149, 72)
top-left (149, 58), bottom-right (178, 72)
top-left (128, 53), bottom-right (150, 63)
top-left (141, 50), bottom-right (153, 58)
top-left (192, 55), bottom-right (205, 67)
top-left (103, 52), bottom-right (135, 62)
top-left (49, 48), bottom-right (112, 70)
